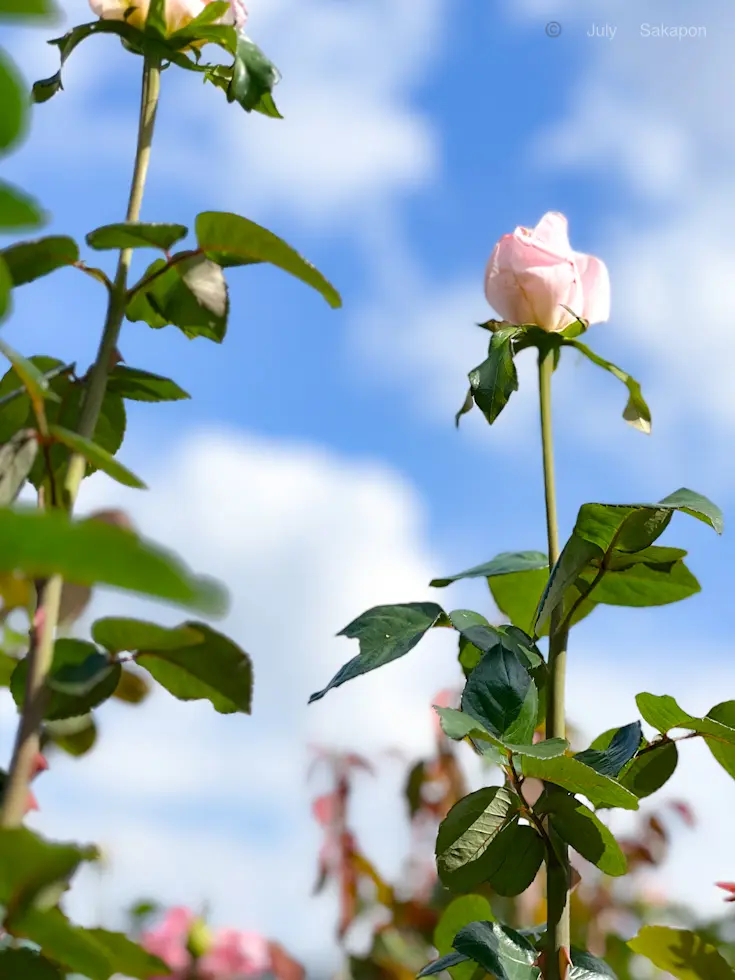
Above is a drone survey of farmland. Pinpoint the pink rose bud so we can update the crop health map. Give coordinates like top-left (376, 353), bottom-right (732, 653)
top-left (88, 0), bottom-right (232, 34)
top-left (484, 211), bottom-right (611, 333)
top-left (716, 882), bottom-right (735, 902)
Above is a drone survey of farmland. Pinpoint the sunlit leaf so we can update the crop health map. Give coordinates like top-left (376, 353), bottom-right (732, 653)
top-left (196, 211), bottom-right (341, 308)
top-left (0, 508), bottom-right (227, 615)
top-left (309, 602), bottom-right (446, 702)
top-left (0, 236), bottom-right (79, 285)
top-left (86, 222), bottom-right (188, 251)
top-left (628, 926), bottom-right (735, 980)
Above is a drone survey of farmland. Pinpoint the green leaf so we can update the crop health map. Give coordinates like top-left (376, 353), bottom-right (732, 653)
top-left (461, 646), bottom-right (538, 745)
top-left (1, 236), bottom-right (79, 286)
top-left (308, 602), bottom-right (445, 703)
top-left (112, 667), bottom-right (150, 705)
top-left (28, 383), bottom-right (127, 489)
top-left (658, 488), bottom-right (725, 533)
top-left (636, 693), bottom-right (735, 744)
top-left (0, 256), bottom-right (10, 322)
top-left (704, 702), bottom-right (735, 780)
top-left (467, 327), bottom-right (519, 426)
top-left (126, 252), bottom-right (228, 342)
top-left (434, 896), bottom-right (495, 980)
top-left (453, 621), bottom-right (543, 671)
top-left (227, 34), bottom-right (282, 116)
top-left (435, 786), bottom-right (520, 891)
top-left (0, 0), bottom-right (61, 19)
top-left (510, 738), bottom-right (568, 759)
top-left (449, 609), bottom-right (490, 630)
top-left (92, 617), bottom-right (202, 653)
top-left (620, 741), bottom-right (678, 799)
top-left (484, 823), bottom-right (545, 897)
top-left (569, 949), bottom-right (618, 979)
top-left (562, 338), bottom-right (651, 433)
top-left (0, 356), bottom-right (65, 441)
top-left (489, 569), bottom-right (552, 636)
top-left (537, 793), bottom-right (627, 876)
top-left (0, 182), bottom-right (45, 230)
top-left (86, 222), bottom-right (188, 251)
top-left (0, 342), bottom-right (62, 409)
top-left (0, 948), bottom-right (63, 980)
top-left (0, 827), bottom-right (97, 912)
top-left (418, 952), bottom-right (471, 978)
top-left (31, 20), bottom-right (180, 104)
top-left (628, 926), bottom-right (735, 980)
top-left (434, 706), bottom-right (494, 743)
top-left (575, 722), bottom-right (642, 777)
top-left (0, 429), bottom-right (38, 505)
top-left (11, 639), bottom-right (120, 721)
top-left (578, 557), bottom-right (700, 608)
top-left (534, 490), bottom-right (723, 633)
top-left (0, 650), bottom-right (17, 686)
top-left (136, 622), bottom-right (252, 714)
top-left (195, 211), bottom-right (341, 309)
top-left (404, 761), bottom-right (426, 819)
top-left (452, 921), bottom-right (539, 980)
top-left (0, 508), bottom-right (227, 614)
top-left (11, 907), bottom-right (169, 980)
top-left (458, 634), bottom-right (483, 677)
top-left (48, 425), bottom-right (145, 489)
top-left (106, 365), bottom-right (190, 402)
top-left (0, 48), bottom-right (26, 152)
top-left (435, 709), bottom-right (565, 759)
top-left (46, 713), bottom-right (98, 757)
top-left (454, 388), bottom-right (474, 427)
top-left (520, 756), bottom-right (639, 810)
top-left (431, 551), bottom-right (547, 589)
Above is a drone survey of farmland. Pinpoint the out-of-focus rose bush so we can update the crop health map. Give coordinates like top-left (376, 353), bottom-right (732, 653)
top-left (141, 906), bottom-right (300, 980)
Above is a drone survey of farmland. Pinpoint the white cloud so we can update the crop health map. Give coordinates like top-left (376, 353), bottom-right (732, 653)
top-left (2, 427), bottom-right (467, 968)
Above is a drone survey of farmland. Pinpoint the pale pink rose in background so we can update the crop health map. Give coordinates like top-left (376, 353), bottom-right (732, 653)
top-left (141, 906), bottom-right (194, 977)
top-left (484, 211), bottom-right (611, 332)
top-left (88, 0), bottom-right (233, 34)
top-left (200, 929), bottom-right (272, 978)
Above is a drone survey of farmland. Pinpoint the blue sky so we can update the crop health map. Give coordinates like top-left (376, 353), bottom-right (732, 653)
top-left (2, 0), bottom-right (735, 972)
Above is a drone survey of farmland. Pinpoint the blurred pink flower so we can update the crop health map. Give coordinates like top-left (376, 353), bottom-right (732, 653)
top-left (484, 211), bottom-right (610, 332)
top-left (200, 929), bottom-right (272, 978)
top-left (142, 907), bottom-right (194, 977)
top-left (142, 908), bottom-right (273, 979)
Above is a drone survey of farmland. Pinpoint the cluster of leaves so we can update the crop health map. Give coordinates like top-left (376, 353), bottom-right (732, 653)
top-left (311, 737), bottom-right (735, 980)
top-left (455, 316), bottom-right (650, 434)
top-left (33, 0), bottom-right (283, 118)
top-left (309, 485), bottom-right (735, 978)
top-left (0, 0), bottom-right (344, 975)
